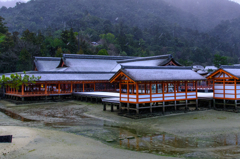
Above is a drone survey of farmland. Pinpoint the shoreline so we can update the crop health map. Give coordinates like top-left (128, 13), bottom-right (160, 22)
top-left (0, 126), bottom-right (179, 159)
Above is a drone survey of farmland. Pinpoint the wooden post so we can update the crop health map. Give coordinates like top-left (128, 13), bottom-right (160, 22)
top-left (111, 104), bottom-right (114, 112)
top-left (163, 101), bottom-right (165, 114)
top-left (127, 103), bottom-right (130, 113)
top-left (71, 82), bottom-right (73, 93)
top-left (195, 81), bottom-right (198, 98)
top-left (213, 99), bottom-right (216, 108)
top-left (94, 82), bottom-right (96, 92)
top-left (185, 81), bottom-right (188, 100)
top-left (185, 81), bottom-right (188, 111)
top-left (127, 81), bottom-right (129, 102)
top-left (223, 99), bottom-right (226, 110)
top-left (136, 83), bottom-right (139, 103)
top-left (119, 83), bottom-right (122, 102)
top-left (58, 82), bottom-right (60, 94)
top-left (45, 83), bottom-right (47, 95)
top-left (223, 78), bottom-right (226, 99)
top-left (150, 82), bottom-right (152, 103)
top-left (174, 82), bottom-right (176, 100)
top-left (145, 83), bottom-right (146, 94)
top-left (22, 84), bottom-right (24, 96)
top-left (196, 99), bottom-right (198, 110)
top-left (235, 79), bottom-right (237, 100)
top-left (83, 82), bottom-right (85, 92)
top-left (174, 101), bottom-right (177, 111)
top-left (162, 82), bottom-right (165, 101)
top-left (235, 100), bottom-right (237, 110)
top-left (136, 104), bottom-right (139, 114)
top-left (103, 104), bottom-right (106, 111)
top-left (150, 103), bottom-right (152, 113)
top-left (185, 100), bottom-right (188, 111)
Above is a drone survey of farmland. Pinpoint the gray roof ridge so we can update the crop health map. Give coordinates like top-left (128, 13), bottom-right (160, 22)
top-left (121, 65), bottom-right (192, 70)
top-left (62, 54), bottom-right (136, 60)
top-left (117, 54), bottom-right (171, 63)
top-left (34, 57), bottom-right (61, 61)
top-left (220, 65), bottom-right (240, 69)
top-left (25, 71), bottom-right (116, 74)
top-left (3, 71), bottom-right (116, 75)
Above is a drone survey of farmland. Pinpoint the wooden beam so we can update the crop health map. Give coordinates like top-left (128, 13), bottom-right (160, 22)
top-left (45, 82), bottom-right (47, 95)
top-left (58, 82), bottom-right (60, 94)
top-left (127, 81), bottom-right (129, 102)
top-left (136, 83), bottom-right (139, 103)
top-left (235, 79), bottom-right (237, 100)
top-left (22, 84), bottom-right (24, 95)
top-left (150, 82), bottom-right (152, 102)
top-left (83, 82), bottom-right (85, 92)
top-left (119, 83), bottom-right (122, 102)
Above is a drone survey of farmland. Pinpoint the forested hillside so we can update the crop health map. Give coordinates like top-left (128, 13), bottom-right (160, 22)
top-left (0, 0), bottom-right (240, 73)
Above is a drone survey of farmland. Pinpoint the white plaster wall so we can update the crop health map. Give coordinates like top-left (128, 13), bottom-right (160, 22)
top-left (129, 99), bottom-right (136, 102)
top-left (129, 95), bottom-right (136, 98)
top-left (164, 93), bottom-right (174, 97)
top-left (139, 99), bottom-right (150, 102)
top-left (152, 94), bottom-right (162, 97)
top-left (152, 98), bottom-right (163, 101)
top-left (139, 95), bottom-right (150, 98)
top-left (225, 94), bottom-right (235, 98)
top-left (215, 94), bottom-right (224, 98)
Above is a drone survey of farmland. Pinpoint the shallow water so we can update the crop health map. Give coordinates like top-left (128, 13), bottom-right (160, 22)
top-left (1, 105), bottom-right (240, 158)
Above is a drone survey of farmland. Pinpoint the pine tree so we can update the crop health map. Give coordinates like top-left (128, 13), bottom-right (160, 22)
top-left (55, 47), bottom-right (63, 57)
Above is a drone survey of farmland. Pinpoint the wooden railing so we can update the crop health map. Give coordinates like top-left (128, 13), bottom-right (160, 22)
top-left (5, 90), bottom-right (72, 96)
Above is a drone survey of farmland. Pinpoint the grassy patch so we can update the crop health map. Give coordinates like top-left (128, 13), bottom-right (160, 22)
top-left (28, 149), bottom-right (36, 153)
top-left (217, 117), bottom-right (227, 120)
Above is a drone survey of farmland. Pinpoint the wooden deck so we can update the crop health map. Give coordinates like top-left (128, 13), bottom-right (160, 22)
top-left (74, 92), bottom-right (213, 102)
top-left (73, 92), bottom-right (214, 113)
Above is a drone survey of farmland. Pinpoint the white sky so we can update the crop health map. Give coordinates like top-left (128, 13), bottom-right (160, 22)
top-left (0, 0), bottom-right (29, 1)
top-left (230, 0), bottom-right (240, 3)
top-left (0, 0), bottom-right (240, 4)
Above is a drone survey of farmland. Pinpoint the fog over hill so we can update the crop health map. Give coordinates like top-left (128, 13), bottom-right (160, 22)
top-left (166, 0), bottom-right (240, 31)
top-left (0, 0), bottom-right (28, 8)
top-left (1, 0), bottom-right (240, 32)
top-left (1, 0), bottom-right (240, 72)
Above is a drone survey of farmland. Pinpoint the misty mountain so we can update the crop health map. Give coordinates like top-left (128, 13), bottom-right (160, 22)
top-left (166, 0), bottom-right (240, 31)
top-left (0, 0), bottom-right (199, 33)
top-left (1, 0), bottom-right (240, 33)
top-left (1, 0), bottom-right (240, 69)
top-left (0, 0), bottom-right (26, 8)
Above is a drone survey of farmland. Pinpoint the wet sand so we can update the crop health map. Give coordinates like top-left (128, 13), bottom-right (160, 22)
top-left (1, 100), bottom-right (240, 158)
top-left (85, 101), bottom-right (240, 137)
top-left (0, 126), bottom-right (178, 159)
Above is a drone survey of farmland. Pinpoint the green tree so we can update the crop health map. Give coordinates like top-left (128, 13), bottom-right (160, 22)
top-left (0, 72), bottom-right (41, 91)
top-left (0, 16), bottom-right (8, 34)
top-left (0, 34), bottom-right (5, 43)
top-left (97, 49), bottom-right (108, 55)
top-left (99, 33), bottom-right (115, 43)
top-left (77, 47), bottom-right (84, 54)
top-left (17, 48), bottom-right (31, 71)
top-left (0, 72), bottom-right (41, 97)
top-left (55, 47), bottom-right (63, 57)
top-left (68, 28), bottom-right (78, 53)
top-left (213, 54), bottom-right (228, 68)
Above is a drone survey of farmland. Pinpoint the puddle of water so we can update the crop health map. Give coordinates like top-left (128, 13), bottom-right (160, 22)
top-left (0, 108), bottom-right (36, 122)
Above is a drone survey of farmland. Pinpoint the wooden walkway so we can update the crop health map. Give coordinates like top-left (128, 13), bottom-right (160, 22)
top-left (73, 92), bottom-right (214, 112)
